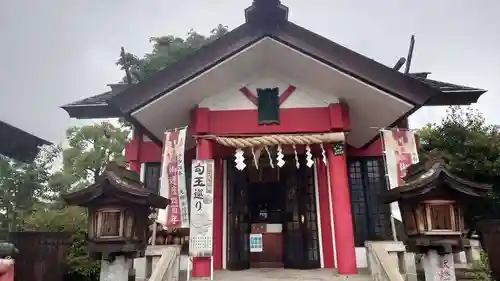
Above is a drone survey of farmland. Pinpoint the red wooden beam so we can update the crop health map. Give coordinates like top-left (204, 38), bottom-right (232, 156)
top-left (239, 86), bottom-right (258, 105)
top-left (239, 85), bottom-right (297, 106)
top-left (278, 85), bottom-right (296, 104)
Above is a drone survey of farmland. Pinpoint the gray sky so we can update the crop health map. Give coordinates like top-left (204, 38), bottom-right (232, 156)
top-left (1, 0), bottom-right (499, 144)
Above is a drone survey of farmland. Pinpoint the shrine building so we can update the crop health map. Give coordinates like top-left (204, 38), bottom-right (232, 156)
top-left (0, 120), bottom-right (51, 162)
top-left (62, 0), bottom-right (487, 278)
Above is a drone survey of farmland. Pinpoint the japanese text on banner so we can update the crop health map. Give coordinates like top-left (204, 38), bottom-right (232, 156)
top-left (189, 159), bottom-right (214, 257)
top-left (158, 127), bottom-right (189, 228)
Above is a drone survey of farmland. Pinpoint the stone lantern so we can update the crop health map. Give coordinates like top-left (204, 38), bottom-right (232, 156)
top-left (63, 162), bottom-right (170, 262)
top-left (383, 154), bottom-right (491, 281)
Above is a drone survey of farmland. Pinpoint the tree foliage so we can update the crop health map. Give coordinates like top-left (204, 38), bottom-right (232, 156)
top-left (0, 121), bottom-right (130, 280)
top-left (61, 121), bottom-right (130, 190)
top-left (419, 106), bottom-right (500, 220)
top-left (1, 24), bottom-right (231, 279)
top-left (419, 106), bottom-right (500, 183)
top-left (0, 145), bottom-right (61, 231)
top-left (116, 25), bottom-right (229, 82)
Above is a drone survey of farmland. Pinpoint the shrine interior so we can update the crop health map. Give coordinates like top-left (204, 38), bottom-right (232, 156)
top-left (226, 155), bottom-right (321, 270)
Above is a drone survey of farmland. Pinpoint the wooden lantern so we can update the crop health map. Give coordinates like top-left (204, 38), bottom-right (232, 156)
top-left (383, 154), bottom-right (491, 253)
top-left (401, 200), bottom-right (463, 237)
top-left (63, 162), bottom-right (169, 260)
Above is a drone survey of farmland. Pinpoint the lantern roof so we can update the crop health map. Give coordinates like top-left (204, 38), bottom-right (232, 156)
top-left (63, 162), bottom-right (169, 208)
top-left (383, 153), bottom-right (491, 203)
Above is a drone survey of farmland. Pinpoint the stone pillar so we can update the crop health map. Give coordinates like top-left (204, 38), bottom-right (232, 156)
top-left (327, 143), bottom-right (357, 274)
top-left (100, 256), bottom-right (129, 281)
top-left (422, 250), bottom-right (456, 281)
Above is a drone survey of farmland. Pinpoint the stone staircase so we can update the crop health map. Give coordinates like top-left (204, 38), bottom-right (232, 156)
top-left (134, 240), bottom-right (483, 281)
top-left (203, 268), bottom-right (372, 281)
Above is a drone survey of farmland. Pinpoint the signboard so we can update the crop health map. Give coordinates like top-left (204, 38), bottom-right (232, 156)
top-left (380, 129), bottom-right (419, 221)
top-left (158, 127), bottom-right (190, 228)
top-left (249, 234), bottom-right (263, 252)
top-left (189, 159), bottom-right (215, 257)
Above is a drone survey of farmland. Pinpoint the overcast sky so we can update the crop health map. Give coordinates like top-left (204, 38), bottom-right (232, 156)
top-left (1, 0), bottom-right (499, 144)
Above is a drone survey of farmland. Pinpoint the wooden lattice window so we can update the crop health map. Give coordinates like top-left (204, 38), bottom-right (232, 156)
top-left (96, 209), bottom-right (124, 238)
top-left (144, 162), bottom-right (161, 194)
top-left (348, 157), bottom-right (392, 246)
top-left (424, 201), bottom-right (458, 232)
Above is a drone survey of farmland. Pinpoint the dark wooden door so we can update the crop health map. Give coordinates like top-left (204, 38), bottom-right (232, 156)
top-left (282, 160), bottom-right (321, 269)
top-left (226, 164), bottom-right (250, 270)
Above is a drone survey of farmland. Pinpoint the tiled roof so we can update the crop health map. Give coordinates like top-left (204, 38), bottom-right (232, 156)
top-left (65, 91), bottom-right (115, 106)
top-left (61, 84), bottom-right (132, 119)
top-left (0, 120), bottom-right (51, 162)
top-left (410, 72), bottom-right (485, 92)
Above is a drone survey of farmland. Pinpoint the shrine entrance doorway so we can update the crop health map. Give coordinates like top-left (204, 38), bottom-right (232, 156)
top-left (226, 156), bottom-right (321, 270)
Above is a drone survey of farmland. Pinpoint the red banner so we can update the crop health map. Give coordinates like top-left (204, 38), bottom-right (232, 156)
top-left (159, 127), bottom-right (189, 228)
top-left (381, 129), bottom-right (419, 188)
top-left (381, 129), bottom-right (419, 221)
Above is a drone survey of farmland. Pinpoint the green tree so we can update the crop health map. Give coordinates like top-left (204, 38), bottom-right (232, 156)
top-left (116, 25), bottom-right (228, 128)
top-left (18, 122), bottom-right (130, 280)
top-left (418, 106), bottom-right (500, 183)
top-left (117, 25), bottom-right (229, 82)
top-left (61, 121), bottom-right (130, 191)
top-left (0, 145), bottom-right (61, 231)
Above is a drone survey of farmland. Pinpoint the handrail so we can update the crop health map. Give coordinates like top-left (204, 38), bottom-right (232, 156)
top-left (365, 241), bottom-right (417, 281)
top-left (148, 246), bottom-right (180, 281)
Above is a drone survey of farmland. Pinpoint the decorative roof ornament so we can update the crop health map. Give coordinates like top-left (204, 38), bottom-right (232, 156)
top-left (245, 0), bottom-right (289, 26)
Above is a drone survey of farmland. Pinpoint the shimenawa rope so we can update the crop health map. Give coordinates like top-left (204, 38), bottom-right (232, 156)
top-left (195, 132), bottom-right (345, 148)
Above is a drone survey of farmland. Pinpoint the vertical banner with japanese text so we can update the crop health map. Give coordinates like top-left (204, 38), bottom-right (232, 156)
top-left (189, 159), bottom-right (215, 258)
top-left (158, 127), bottom-right (190, 228)
top-left (380, 129), bottom-right (419, 221)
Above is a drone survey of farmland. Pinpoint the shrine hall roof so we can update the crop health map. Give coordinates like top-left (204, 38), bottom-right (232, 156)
top-left (61, 0), bottom-right (488, 135)
top-left (383, 154), bottom-right (491, 204)
top-left (62, 74), bottom-right (487, 119)
top-left (409, 72), bottom-right (486, 106)
top-left (0, 120), bottom-right (51, 162)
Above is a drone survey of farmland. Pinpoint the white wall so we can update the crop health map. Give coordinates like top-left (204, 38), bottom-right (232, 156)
top-left (199, 75), bottom-right (339, 111)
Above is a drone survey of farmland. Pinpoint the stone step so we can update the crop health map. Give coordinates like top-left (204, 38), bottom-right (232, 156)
top-left (188, 269), bottom-right (372, 281)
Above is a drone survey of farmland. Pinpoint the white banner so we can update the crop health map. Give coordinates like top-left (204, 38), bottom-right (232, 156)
top-left (381, 129), bottom-right (419, 221)
top-left (189, 159), bottom-right (215, 257)
top-left (158, 127), bottom-right (189, 228)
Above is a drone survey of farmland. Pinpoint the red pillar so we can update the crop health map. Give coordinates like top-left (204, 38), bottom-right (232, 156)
top-left (328, 143), bottom-right (357, 274)
top-left (128, 129), bottom-right (143, 172)
top-left (192, 138), bottom-right (214, 278)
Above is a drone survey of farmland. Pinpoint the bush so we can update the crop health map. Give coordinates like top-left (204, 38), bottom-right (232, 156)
top-left (21, 206), bottom-right (100, 281)
top-left (468, 251), bottom-right (492, 281)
